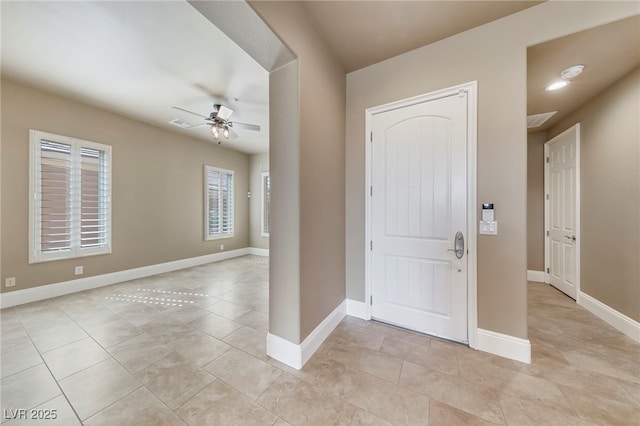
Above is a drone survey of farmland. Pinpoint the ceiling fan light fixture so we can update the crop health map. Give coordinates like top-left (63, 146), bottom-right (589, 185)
top-left (545, 80), bottom-right (569, 91)
top-left (211, 124), bottom-right (219, 139)
top-left (223, 127), bottom-right (230, 139)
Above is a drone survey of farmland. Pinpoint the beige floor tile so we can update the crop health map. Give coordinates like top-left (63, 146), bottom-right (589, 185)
top-left (368, 321), bottom-right (434, 348)
top-left (0, 364), bottom-right (61, 416)
top-left (222, 326), bottom-right (268, 360)
top-left (215, 293), bottom-right (254, 308)
top-left (107, 333), bottom-right (171, 373)
top-left (86, 318), bottom-right (142, 349)
top-left (1, 321), bottom-right (30, 350)
top-left (29, 321), bottom-right (88, 353)
top-left (3, 395), bottom-right (81, 426)
top-left (558, 384), bottom-right (640, 425)
top-left (140, 316), bottom-right (195, 345)
top-left (520, 362), bottom-right (640, 408)
top-left (499, 393), bottom-right (582, 426)
top-left (135, 352), bottom-right (215, 410)
top-left (428, 400), bottom-right (496, 426)
top-left (166, 330), bottom-right (231, 367)
top-left (1, 341), bottom-right (43, 379)
top-left (115, 304), bottom-right (164, 327)
top-left (42, 337), bottom-right (110, 380)
top-left (380, 335), bottom-right (459, 376)
top-left (66, 305), bottom-right (120, 330)
top-left (206, 300), bottom-right (251, 320)
top-left (458, 359), bottom-right (572, 410)
top-left (619, 379), bottom-right (640, 406)
top-left (349, 409), bottom-right (393, 426)
top-left (399, 361), bottom-right (504, 424)
top-left (84, 384), bottom-right (184, 425)
top-left (175, 380), bottom-right (277, 426)
top-left (59, 358), bottom-right (141, 420)
top-left (330, 322), bottom-right (386, 351)
top-left (560, 349), bottom-right (640, 383)
top-left (332, 367), bottom-right (430, 425)
top-left (327, 345), bottom-right (403, 384)
top-left (257, 373), bottom-right (358, 426)
top-left (269, 352), bottom-right (347, 392)
top-left (189, 312), bottom-right (242, 339)
top-left (235, 310), bottom-right (269, 332)
top-left (162, 305), bottom-right (210, 324)
top-left (18, 310), bottom-right (73, 335)
top-left (204, 348), bottom-right (281, 401)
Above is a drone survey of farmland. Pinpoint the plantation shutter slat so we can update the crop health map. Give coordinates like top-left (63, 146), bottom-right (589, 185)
top-left (39, 140), bottom-right (72, 253)
top-left (80, 147), bottom-right (108, 248)
top-left (31, 130), bottom-right (111, 263)
top-left (205, 166), bottom-right (234, 239)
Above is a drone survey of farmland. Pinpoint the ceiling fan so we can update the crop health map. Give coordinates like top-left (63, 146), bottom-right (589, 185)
top-left (172, 104), bottom-right (261, 143)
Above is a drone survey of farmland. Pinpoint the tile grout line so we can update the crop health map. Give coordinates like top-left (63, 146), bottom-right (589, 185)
top-left (12, 308), bottom-right (84, 426)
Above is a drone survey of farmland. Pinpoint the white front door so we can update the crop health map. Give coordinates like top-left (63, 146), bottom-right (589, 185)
top-left (545, 124), bottom-right (580, 299)
top-left (371, 92), bottom-right (468, 343)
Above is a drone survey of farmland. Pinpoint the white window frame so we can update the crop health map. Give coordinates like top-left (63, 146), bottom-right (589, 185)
top-left (204, 165), bottom-right (234, 240)
top-left (261, 172), bottom-right (270, 237)
top-left (29, 130), bottom-right (112, 263)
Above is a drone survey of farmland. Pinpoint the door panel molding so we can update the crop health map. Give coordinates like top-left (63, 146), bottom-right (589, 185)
top-left (364, 81), bottom-right (477, 348)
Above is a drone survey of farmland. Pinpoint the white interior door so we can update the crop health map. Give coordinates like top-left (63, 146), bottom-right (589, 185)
top-left (371, 93), bottom-right (468, 343)
top-left (545, 124), bottom-right (580, 300)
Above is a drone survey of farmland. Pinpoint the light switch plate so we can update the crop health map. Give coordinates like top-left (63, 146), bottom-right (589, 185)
top-left (480, 221), bottom-right (498, 235)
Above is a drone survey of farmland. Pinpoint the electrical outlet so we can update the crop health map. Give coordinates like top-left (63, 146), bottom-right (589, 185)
top-left (5, 277), bottom-right (16, 288)
top-left (74, 266), bottom-right (83, 275)
top-left (220, 244), bottom-right (224, 251)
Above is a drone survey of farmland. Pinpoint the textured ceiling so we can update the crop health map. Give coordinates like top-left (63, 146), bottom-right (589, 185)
top-left (1, 1), bottom-right (272, 154)
top-left (527, 15), bottom-right (640, 133)
top-left (303, 1), bottom-right (542, 72)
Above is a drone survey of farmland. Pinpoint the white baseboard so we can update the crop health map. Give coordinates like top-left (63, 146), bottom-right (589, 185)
top-left (346, 299), bottom-right (368, 320)
top-left (527, 270), bottom-right (545, 283)
top-left (267, 300), bottom-right (346, 369)
top-left (0, 248), bottom-right (251, 309)
top-left (578, 291), bottom-right (640, 343)
top-left (248, 247), bottom-right (269, 257)
top-left (477, 328), bottom-right (531, 364)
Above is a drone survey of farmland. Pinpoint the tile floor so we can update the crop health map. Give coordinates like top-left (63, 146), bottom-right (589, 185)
top-left (1, 256), bottom-right (639, 425)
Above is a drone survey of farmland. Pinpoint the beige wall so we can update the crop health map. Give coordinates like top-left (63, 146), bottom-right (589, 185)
top-left (1, 78), bottom-right (249, 293)
top-left (268, 60), bottom-right (301, 343)
top-left (249, 152), bottom-right (270, 249)
top-left (345, 2), bottom-right (638, 339)
top-left (527, 132), bottom-right (546, 272)
top-left (548, 68), bottom-right (640, 322)
top-left (250, 1), bottom-right (346, 343)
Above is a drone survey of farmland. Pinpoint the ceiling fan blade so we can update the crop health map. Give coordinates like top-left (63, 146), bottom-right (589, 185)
top-left (172, 106), bottom-right (210, 120)
top-left (231, 121), bottom-right (261, 132)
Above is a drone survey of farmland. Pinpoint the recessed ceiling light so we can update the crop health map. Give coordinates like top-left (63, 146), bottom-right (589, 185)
top-left (560, 65), bottom-right (584, 80)
top-left (546, 80), bottom-right (569, 91)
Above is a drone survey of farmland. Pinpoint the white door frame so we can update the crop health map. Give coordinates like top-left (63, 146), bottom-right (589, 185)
top-left (544, 123), bottom-right (581, 300)
top-left (364, 81), bottom-right (478, 349)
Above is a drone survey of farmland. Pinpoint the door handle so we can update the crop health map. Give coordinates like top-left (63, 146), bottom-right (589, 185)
top-left (447, 231), bottom-right (465, 259)
top-left (564, 235), bottom-right (576, 241)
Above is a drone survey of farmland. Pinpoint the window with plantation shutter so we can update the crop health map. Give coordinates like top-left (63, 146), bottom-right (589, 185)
top-left (29, 130), bottom-right (111, 263)
top-left (261, 172), bottom-right (270, 237)
top-left (205, 165), bottom-right (234, 240)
